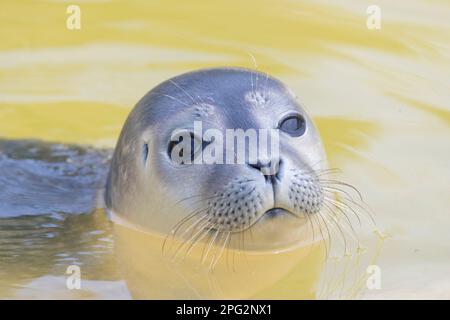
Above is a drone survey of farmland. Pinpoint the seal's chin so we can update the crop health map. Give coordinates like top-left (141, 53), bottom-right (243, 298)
top-left (227, 207), bottom-right (317, 252)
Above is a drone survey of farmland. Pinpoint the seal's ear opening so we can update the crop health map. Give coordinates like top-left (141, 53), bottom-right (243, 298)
top-left (142, 143), bottom-right (149, 165)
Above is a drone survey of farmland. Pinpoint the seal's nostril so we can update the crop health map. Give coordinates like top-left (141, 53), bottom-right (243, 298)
top-left (248, 162), bottom-right (262, 171)
top-left (248, 160), bottom-right (270, 172)
top-left (275, 159), bottom-right (283, 180)
top-left (248, 159), bottom-right (283, 179)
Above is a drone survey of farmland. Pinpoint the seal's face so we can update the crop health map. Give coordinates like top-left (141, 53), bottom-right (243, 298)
top-left (106, 68), bottom-right (327, 252)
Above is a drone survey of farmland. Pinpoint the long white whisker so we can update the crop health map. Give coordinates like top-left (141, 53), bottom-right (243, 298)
top-left (168, 79), bottom-right (199, 105)
top-left (202, 228), bottom-right (220, 265)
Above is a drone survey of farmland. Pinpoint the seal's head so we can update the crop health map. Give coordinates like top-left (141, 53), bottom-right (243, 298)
top-left (106, 67), bottom-right (327, 253)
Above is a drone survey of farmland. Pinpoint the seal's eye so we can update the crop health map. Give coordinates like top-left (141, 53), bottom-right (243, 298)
top-left (279, 114), bottom-right (306, 137)
top-left (168, 131), bottom-right (205, 165)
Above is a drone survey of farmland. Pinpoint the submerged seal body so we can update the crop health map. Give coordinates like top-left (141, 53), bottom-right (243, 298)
top-left (105, 67), bottom-right (327, 252)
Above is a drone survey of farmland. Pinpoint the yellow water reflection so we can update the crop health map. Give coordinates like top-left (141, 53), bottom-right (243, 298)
top-left (114, 223), bottom-right (325, 299)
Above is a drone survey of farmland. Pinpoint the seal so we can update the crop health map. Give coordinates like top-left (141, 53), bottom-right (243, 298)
top-left (105, 67), bottom-right (328, 257)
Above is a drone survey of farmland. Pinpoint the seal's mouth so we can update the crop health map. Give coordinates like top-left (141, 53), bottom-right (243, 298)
top-left (232, 207), bottom-right (298, 233)
top-left (208, 208), bottom-right (298, 235)
top-left (263, 207), bottom-right (295, 218)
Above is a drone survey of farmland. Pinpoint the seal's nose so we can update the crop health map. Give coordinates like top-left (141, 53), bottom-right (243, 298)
top-left (248, 158), bottom-right (282, 179)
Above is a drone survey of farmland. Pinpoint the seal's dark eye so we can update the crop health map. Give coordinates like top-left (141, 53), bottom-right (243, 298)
top-left (279, 114), bottom-right (306, 137)
top-left (168, 131), bottom-right (206, 165)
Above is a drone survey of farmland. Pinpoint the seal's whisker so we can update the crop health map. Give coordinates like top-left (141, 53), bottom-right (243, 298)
top-left (320, 211), bottom-right (346, 251)
top-left (323, 201), bottom-right (356, 239)
top-left (207, 231), bottom-right (224, 271)
top-left (322, 188), bottom-right (362, 226)
top-left (319, 179), bottom-right (364, 202)
top-left (230, 228), bottom-right (244, 273)
top-left (231, 234), bottom-right (237, 273)
top-left (211, 231), bottom-right (230, 271)
top-left (192, 224), bottom-right (214, 265)
top-left (318, 175), bottom-right (376, 225)
top-left (181, 222), bottom-right (214, 264)
top-left (163, 207), bottom-right (209, 254)
top-left (206, 270), bottom-right (223, 298)
top-left (241, 223), bottom-right (248, 266)
top-left (241, 224), bottom-right (250, 268)
top-left (172, 205), bottom-right (208, 227)
top-left (149, 91), bottom-right (191, 108)
top-left (168, 79), bottom-right (200, 106)
top-left (308, 158), bottom-right (330, 171)
top-left (264, 71), bottom-right (269, 97)
top-left (324, 204), bottom-right (362, 257)
top-left (315, 168), bottom-right (343, 176)
top-left (247, 53), bottom-right (257, 95)
top-left (246, 213), bottom-right (254, 243)
top-left (324, 196), bottom-right (361, 233)
top-left (337, 194), bottom-right (376, 226)
top-left (199, 227), bottom-right (214, 262)
top-left (207, 231), bottom-right (223, 271)
top-left (170, 214), bottom-right (211, 261)
top-left (250, 54), bottom-right (259, 92)
top-left (248, 52), bottom-right (258, 70)
top-left (323, 202), bottom-right (360, 247)
top-left (321, 185), bottom-right (360, 207)
top-left (177, 213), bottom-right (210, 242)
top-left (174, 193), bottom-right (223, 212)
top-left (225, 233), bottom-right (231, 272)
top-left (313, 213), bottom-right (331, 258)
top-left (320, 182), bottom-right (364, 208)
top-left (201, 228), bottom-right (219, 266)
top-left (324, 193), bottom-right (375, 226)
top-left (173, 218), bottom-right (214, 264)
top-left (305, 211), bottom-right (316, 244)
top-left (169, 210), bottom-right (210, 246)
top-left (313, 213), bottom-right (331, 259)
top-left (319, 210), bottom-right (348, 256)
top-left (209, 231), bottom-right (226, 271)
top-left (163, 208), bottom-right (205, 255)
top-left (305, 211), bottom-right (329, 258)
top-left (174, 193), bottom-right (220, 206)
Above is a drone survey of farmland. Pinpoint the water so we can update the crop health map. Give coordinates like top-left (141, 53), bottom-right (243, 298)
top-left (0, 0), bottom-right (449, 299)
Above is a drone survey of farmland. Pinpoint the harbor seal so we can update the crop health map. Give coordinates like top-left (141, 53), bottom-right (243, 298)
top-left (105, 67), bottom-right (328, 256)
